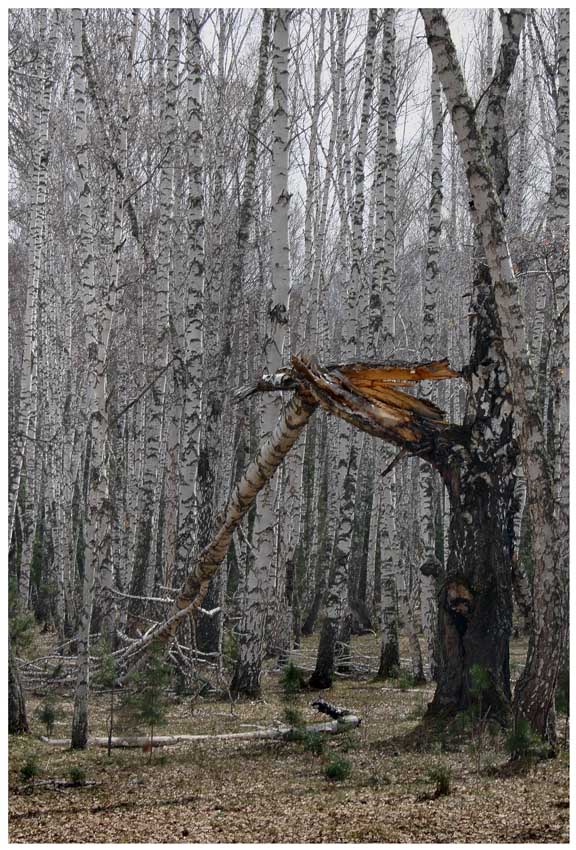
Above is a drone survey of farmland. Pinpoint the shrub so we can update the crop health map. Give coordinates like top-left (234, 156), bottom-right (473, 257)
top-left (428, 763), bottom-right (452, 797)
top-left (302, 731), bottom-right (325, 757)
top-left (505, 718), bottom-right (541, 760)
top-left (280, 662), bottom-right (307, 697)
top-left (283, 705), bottom-right (304, 729)
top-left (118, 640), bottom-right (169, 763)
top-left (324, 755), bottom-right (352, 782)
top-left (20, 756), bottom-right (40, 784)
top-left (38, 701), bottom-right (57, 737)
top-left (68, 766), bottom-right (86, 786)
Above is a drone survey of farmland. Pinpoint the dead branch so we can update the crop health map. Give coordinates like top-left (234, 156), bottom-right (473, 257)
top-left (40, 715), bottom-right (361, 749)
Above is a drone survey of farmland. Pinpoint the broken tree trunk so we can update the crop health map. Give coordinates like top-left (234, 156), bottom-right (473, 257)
top-left (117, 356), bottom-right (461, 670)
top-left (120, 388), bottom-right (317, 665)
top-left (421, 8), bottom-right (566, 745)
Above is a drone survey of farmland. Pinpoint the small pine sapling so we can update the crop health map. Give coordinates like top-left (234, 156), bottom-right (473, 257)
top-left (280, 662), bottom-right (307, 698)
top-left (120, 640), bottom-right (169, 763)
top-left (93, 640), bottom-right (118, 757)
top-left (427, 763), bottom-right (452, 797)
top-left (302, 731), bottom-right (325, 757)
top-left (324, 755), bottom-right (352, 782)
top-left (20, 755), bottom-right (40, 785)
top-left (505, 717), bottom-right (541, 762)
top-left (38, 699), bottom-right (58, 738)
top-left (68, 766), bottom-right (87, 786)
top-left (283, 705), bottom-right (305, 741)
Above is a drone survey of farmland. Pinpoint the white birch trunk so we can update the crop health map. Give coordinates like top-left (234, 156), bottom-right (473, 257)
top-left (71, 8), bottom-right (110, 748)
top-left (421, 8), bottom-right (566, 744)
top-left (309, 9), bottom-right (376, 689)
top-left (232, 10), bottom-right (290, 696)
top-left (177, 9), bottom-right (205, 574)
top-left (11, 12), bottom-right (56, 603)
top-left (134, 9), bottom-right (180, 602)
top-left (377, 479), bottom-right (399, 677)
top-left (419, 67), bottom-right (444, 679)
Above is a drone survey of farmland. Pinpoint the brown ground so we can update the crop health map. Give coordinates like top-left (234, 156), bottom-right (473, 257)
top-left (9, 635), bottom-right (569, 844)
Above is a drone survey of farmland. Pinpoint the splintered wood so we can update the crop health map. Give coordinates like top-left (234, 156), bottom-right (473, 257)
top-left (115, 355), bottom-right (461, 666)
top-left (291, 355), bottom-right (460, 447)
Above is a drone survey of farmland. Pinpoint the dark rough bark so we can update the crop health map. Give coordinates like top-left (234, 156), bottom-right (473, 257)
top-left (377, 631), bottom-right (400, 679)
top-left (429, 266), bottom-right (518, 721)
top-left (194, 576), bottom-right (222, 655)
top-left (301, 581), bottom-right (324, 636)
top-left (194, 423), bottom-right (220, 655)
top-left (9, 640), bottom-right (29, 735)
top-left (229, 651), bottom-right (260, 698)
top-left (308, 616), bottom-right (338, 689)
top-left (431, 456), bottom-right (515, 721)
top-left (419, 10), bottom-right (525, 723)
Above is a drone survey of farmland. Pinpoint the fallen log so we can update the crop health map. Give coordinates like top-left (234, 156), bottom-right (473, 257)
top-left (40, 715), bottom-right (360, 749)
top-left (27, 779), bottom-right (101, 789)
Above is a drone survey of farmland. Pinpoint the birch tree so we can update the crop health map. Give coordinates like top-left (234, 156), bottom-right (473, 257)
top-left (228, 9), bottom-right (278, 696)
top-left (132, 9), bottom-right (181, 603)
top-left (421, 8), bottom-right (567, 744)
top-left (309, 9), bottom-right (377, 690)
top-left (177, 9), bottom-right (205, 578)
top-left (71, 7), bottom-right (111, 749)
top-left (10, 11), bottom-right (57, 605)
top-left (419, 67), bottom-right (444, 679)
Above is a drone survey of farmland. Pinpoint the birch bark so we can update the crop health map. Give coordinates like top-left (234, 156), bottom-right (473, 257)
top-left (71, 7), bottom-right (111, 748)
top-left (309, 9), bottom-right (377, 690)
top-left (11, 12), bottom-right (56, 605)
top-left (419, 67), bottom-right (444, 679)
top-left (232, 10), bottom-right (291, 696)
top-left (177, 9), bottom-right (205, 576)
top-left (421, 8), bottom-right (567, 743)
top-left (132, 9), bottom-right (180, 604)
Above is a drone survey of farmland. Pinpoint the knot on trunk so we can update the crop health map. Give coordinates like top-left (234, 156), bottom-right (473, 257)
top-left (420, 554), bottom-right (442, 578)
top-left (442, 576), bottom-right (474, 636)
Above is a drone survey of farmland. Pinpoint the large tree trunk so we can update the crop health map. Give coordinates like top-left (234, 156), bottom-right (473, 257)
top-left (231, 10), bottom-right (291, 697)
top-left (71, 8), bottom-right (112, 749)
top-left (309, 8), bottom-right (377, 691)
top-left (120, 388), bottom-right (317, 665)
top-left (421, 8), bottom-right (567, 744)
top-left (9, 640), bottom-right (29, 735)
top-left (432, 442), bottom-right (516, 719)
top-left (177, 9), bottom-right (205, 577)
top-left (419, 67), bottom-right (444, 680)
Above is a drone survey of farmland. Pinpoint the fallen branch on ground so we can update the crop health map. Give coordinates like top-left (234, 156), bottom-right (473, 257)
top-left (40, 715), bottom-right (360, 749)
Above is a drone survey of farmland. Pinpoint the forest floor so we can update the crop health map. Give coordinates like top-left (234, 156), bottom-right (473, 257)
top-left (9, 634), bottom-right (569, 844)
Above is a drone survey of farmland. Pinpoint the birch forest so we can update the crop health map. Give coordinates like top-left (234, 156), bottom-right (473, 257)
top-left (9, 7), bottom-right (569, 844)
